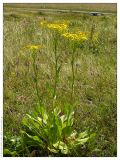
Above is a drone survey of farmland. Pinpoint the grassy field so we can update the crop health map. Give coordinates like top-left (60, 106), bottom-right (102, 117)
top-left (4, 3), bottom-right (117, 13)
top-left (3, 4), bottom-right (117, 157)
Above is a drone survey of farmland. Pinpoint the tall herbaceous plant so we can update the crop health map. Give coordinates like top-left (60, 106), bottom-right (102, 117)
top-left (4, 19), bottom-right (95, 157)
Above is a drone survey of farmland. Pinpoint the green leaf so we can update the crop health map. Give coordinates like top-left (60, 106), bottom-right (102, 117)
top-left (60, 115), bottom-right (66, 123)
top-left (61, 147), bottom-right (69, 155)
top-left (4, 149), bottom-right (17, 156)
top-left (21, 130), bottom-right (45, 147)
top-left (42, 111), bottom-right (48, 124)
top-left (32, 136), bottom-right (42, 143)
top-left (10, 138), bottom-right (16, 144)
top-left (78, 131), bottom-right (88, 139)
top-left (37, 117), bottom-right (42, 125)
top-left (49, 127), bottom-right (57, 143)
top-left (25, 114), bottom-right (43, 132)
top-left (26, 114), bottom-right (38, 123)
top-left (11, 151), bottom-right (17, 156)
top-left (53, 107), bottom-right (61, 116)
top-left (60, 115), bottom-right (67, 128)
top-left (89, 133), bottom-right (96, 139)
top-left (36, 105), bottom-right (47, 119)
top-left (64, 104), bottom-right (74, 126)
top-left (55, 117), bottom-right (62, 135)
top-left (53, 141), bottom-right (69, 155)
top-left (62, 126), bottom-right (73, 137)
top-left (22, 117), bottom-right (29, 127)
top-left (74, 131), bottom-right (90, 146)
top-left (75, 137), bottom-right (89, 145)
top-left (4, 149), bottom-right (11, 155)
top-left (48, 147), bottom-right (59, 153)
top-left (67, 130), bottom-right (77, 140)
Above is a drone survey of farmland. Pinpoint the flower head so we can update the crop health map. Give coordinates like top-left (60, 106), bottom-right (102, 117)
top-left (62, 31), bottom-right (88, 42)
top-left (25, 45), bottom-right (43, 51)
top-left (40, 20), bottom-right (68, 33)
top-left (47, 23), bottom-right (68, 32)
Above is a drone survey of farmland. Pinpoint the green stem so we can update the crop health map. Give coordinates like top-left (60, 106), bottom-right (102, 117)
top-left (53, 36), bottom-right (58, 100)
top-left (71, 45), bottom-right (76, 101)
top-left (71, 54), bottom-right (75, 98)
top-left (32, 52), bottom-right (44, 125)
top-left (33, 55), bottom-right (42, 107)
top-left (90, 24), bottom-right (96, 53)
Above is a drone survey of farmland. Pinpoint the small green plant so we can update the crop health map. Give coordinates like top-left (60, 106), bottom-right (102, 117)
top-left (3, 134), bottom-right (23, 157)
top-left (21, 104), bottom-right (92, 156)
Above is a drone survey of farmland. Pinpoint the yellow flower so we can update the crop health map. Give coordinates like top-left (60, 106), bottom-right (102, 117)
top-left (25, 45), bottom-right (43, 51)
top-left (62, 31), bottom-right (88, 42)
top-left (47, 23), bottom-right (68, 32)
top-left (40, 20), bottom-right (69, 33)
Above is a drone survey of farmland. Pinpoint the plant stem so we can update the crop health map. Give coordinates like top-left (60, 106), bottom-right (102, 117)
top-left (53, 36), bottom-right (58, 100)
top-left (71, 45), bottom-right (76, 101)
top-left (71, 52), bottom-right (75, 97)
top-left (32, 52), bottom-right (44, 124)
top-left (90, 24), bottom-right (96, 53)
top-left (32, 54), bottom-right (42, 107)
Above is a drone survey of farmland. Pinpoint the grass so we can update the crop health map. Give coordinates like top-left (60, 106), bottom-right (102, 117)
top-left (4, 3), bottom-right (117, 13)
top-left (3, 4), bottom-right (117, 157)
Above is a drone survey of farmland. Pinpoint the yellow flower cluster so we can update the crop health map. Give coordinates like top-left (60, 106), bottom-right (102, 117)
top-left (26, 45), bottom-right (43, 51)
top-left (40, 20), bottom-right (68, 32)
top-left (47, 23), bottom-right (68, 32)
top-left (62, 31), bottom-right (88, 42)
top-left (40, 20), bottom-right (89, 43)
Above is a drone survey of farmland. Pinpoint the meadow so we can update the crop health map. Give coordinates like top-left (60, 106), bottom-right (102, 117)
top-left (3, 4), bottom-right (117, 157)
